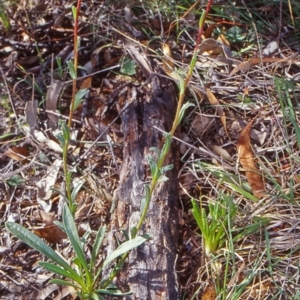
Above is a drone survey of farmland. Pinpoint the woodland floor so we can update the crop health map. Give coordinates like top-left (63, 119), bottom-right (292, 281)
top-left (1, 1), bottom-right (300, 299)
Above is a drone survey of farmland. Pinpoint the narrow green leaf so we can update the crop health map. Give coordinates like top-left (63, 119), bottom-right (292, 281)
top-left (130, 226), bottom-right (137, 239)
top-left (233, 218), bottom-right (269, 241)
top-left (149, 146), bottom-right (160, 156)
top-left (39, 262), bottom-right (82, 284)
top-left (6, 222), bottom-right (73, 273)
top-left (157, 174), bottom-right (169, 183)
top-left (161, 164), bottom-right (173, 174)
top-left (91, 226), bottom-right (106, 270)
top-left (91, 293), bottom-right (104, 300)
top-left (229, 183), bottom-right (259, 202)
top-left (74, 89), bottom-right (89, 111)
top-left (103, 235), bottom-right (150, 269)
top-left (178, 75), bottom-right (185, 95)
top-left (67, 60), bottom-right (76, 79)
top-left (50, 278), bottom-right (81, 290)
top-left (72, 6), bottom-right (77, 21)
top-left (62, 204), bottom-right (89, 274)
top-left (140, 185), bottom-right (150, 214)
top-left (62, 122), bottom-right (70, 141)
top-left (73, 257), bottom-right (84, 269)
top-left (70, 181), bottom-right (85, 203)
top-left (148, 157), bottom-right (158, 177)
top-left (160, 133), bottom-right (172, 158)
top-left (140, 197), bottom-right (147, 215)
top-left (95, 289), bottom-right (133, 296)
top-left (55, 132), bottom-right (65, 147)
top-left (176, 102), bottom-right (194, 128)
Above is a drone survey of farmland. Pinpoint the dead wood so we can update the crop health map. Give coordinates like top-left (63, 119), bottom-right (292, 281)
top-left (105, 75), bottom-right (180, 299)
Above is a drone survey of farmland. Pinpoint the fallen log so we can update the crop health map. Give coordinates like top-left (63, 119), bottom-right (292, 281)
top-left (106, 75), bottom-right (180, 299)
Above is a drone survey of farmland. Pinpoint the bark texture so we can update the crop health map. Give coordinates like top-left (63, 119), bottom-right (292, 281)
top-left (107, 75), bottom-right (180, 300)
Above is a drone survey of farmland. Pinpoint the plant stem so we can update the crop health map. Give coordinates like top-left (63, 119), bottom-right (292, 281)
top-left (63, 1), bottom-right (81, 201)
top-left (104, 0), bottom-right (213, 290)
top-left (171, 0), bottom-right (213, 136)
top-left (68, 0), bottom-right (80, 128)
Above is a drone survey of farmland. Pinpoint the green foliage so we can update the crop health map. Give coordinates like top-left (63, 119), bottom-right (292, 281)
top-left (0, 9), bottom-right (10, 31)
top-left (226, 26), bottom-right (247, 43)
top-left (74, 89), bottom-right (89, 111)
top-left (55, 121), bottom-right (77, 213)
top-left (191, 194), bottom-right (236, 256)
top-left (120, 56), bottom-right (136, 75)
top-left (67, 60), bottom-right (77, 80)
top-left (6, 174), bottom-right (26, 186)
top-left (6, 203), bottom-right (149, 300)
top-left (275, 76), bottom-right (300, 148)
top-left (55, 57), bottom-right (64, 78)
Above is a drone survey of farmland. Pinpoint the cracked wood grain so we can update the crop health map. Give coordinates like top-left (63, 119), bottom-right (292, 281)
top-left (105, 75), bottom-right (180, 299)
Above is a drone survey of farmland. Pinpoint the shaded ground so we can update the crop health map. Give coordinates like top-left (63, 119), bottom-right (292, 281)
top-left (1, 1), bottom-right (300, 299)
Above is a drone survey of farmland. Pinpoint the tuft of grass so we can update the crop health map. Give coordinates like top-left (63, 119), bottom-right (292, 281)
top-left (191, 194), bottom-right (236, 256)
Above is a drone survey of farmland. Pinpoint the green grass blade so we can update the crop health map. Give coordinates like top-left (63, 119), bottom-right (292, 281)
top-left (191, 199), bottom-right (208, 236)
top-left (229, 183), bottom-right (259, 202)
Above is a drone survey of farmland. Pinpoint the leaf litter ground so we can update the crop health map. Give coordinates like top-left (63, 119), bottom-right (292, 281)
top-left (0, 1), bottom-right (300, 299)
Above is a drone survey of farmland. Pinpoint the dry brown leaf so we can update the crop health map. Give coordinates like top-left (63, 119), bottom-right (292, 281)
top-left (16, 55), bottom-right (40, 67)
top-left (82, 44), bottom-right (113, 74)
top-left (162, 43), bottom-right (174, 73)
top-left (126, 44), bottom-right (152, 78)
top-left (54, 45), bottom-right (73, 65)
top-left (203, 23), bottom-right (216, 38)
top-left (199, 38), bottom-right (224, 55)
top-left (52, 15), bottom-right (65, 29)
top-left (197, 38), bottom-right (234, 70)
top-left (149, 17), bottom-right (172, 32)
top-left (36, 159), bottom-right (62, 204)
top-left (52, 285), bottom-right (77, 300)
top-left (190, 114), bottom-right (212, 136)
top-left (201, 283), bottom-right (216, 300)
top-left (211, 145), bottom-right (232, 160)
top-left (32, 210), bottom-right (66, 244)
top-left (262, 40), bottom-right (279, 56)
top-left (46, 79), bottom-right (64, 129)
top-left (4, 146), bottom-right (29, 162)
top-left (236, 121), bottom-right (266, 199)
top-left (22, 126), bottom-right (63, 153)
top-left (4, 50), bottom-right (18, 68)
top-left (38, 210), bottom-right (56, 225)
top-left (161, 43), bottom-right (181, 82)
top-left (25, 99), bottom-right (38, 134)
top-left (33, 224), bottom-right (66, 244)
top-left (229, 57), bottom-right (300, 77)
top-left (206, 88), bottom-right (229, 138)
top-left (217, 33), bottom-right (231, 47)
top-left (80, 76), bottom-right (92, 89)
top-left (124, 5), bottom-right (134, 24)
